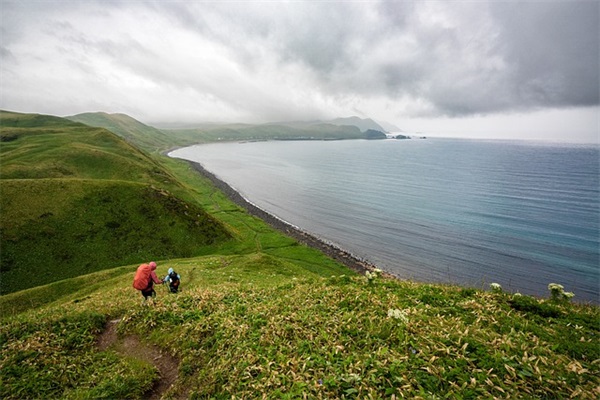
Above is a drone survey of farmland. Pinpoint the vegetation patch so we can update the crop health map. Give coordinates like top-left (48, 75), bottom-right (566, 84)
top-left (0, 180), bottom-right (230, 294)
top-left (0, 111), bottom-right (232, 293)
top-left (1, 268), bottom-right (597, 399)
top-left (1, 111), bottom-right (598, 399)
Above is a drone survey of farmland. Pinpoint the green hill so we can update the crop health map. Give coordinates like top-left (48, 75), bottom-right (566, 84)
top-left (67, 112), bottom-right (200, 153)
top-left (67, 113), bottom-right (374, 151)
top-left (329, 116), bottom-right (388, 133)
top-left (164, 122), bottom-right (366, 143)
top-left (1, 111), bottom-right (173, 182)
top-left (66, 112), bottom-right (392, 152)
top-left (0, 110), bottom-right (231, 294)
top-left (0, 110), bottom-right (597, 399)
top-left (0, 255), bottom-right (597, 399)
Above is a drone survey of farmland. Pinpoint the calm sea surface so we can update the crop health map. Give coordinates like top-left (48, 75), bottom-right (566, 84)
top-left (170, 139), bottom-right (599, 302)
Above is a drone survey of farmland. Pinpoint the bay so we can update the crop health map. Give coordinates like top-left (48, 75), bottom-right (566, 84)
top-left (170, 139), bottom-right (599, 303)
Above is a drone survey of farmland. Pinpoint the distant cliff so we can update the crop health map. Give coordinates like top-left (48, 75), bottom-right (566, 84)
top-left (364, 129), bottom-right (387, 139)
top-left (328, 116), bottom-right (387, 133)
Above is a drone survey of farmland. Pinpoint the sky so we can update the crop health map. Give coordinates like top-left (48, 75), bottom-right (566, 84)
top-left (1, 0), bottom-right (598, 142)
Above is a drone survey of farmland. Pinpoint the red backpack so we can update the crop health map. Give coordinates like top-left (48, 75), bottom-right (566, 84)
top-left (133, 264), bottom-right (151, 290)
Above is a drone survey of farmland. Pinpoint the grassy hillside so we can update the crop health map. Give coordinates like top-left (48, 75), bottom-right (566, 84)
top-left (0, 110), bottom-right (231, 294)
top-left (0, 180), bottom-right (229, 293)
top-left (1, 110), bottom-right (598, 399)
top-left (0, 257), bottom-right (597, 399)
top-left (1, 111), bottom-right (173, 182)
top-left (67, 112), bottom-right (373, 151)
top-left (164, 122), bottom-right (366, 143)
top-left (67, 112), bottom-right (199, 153)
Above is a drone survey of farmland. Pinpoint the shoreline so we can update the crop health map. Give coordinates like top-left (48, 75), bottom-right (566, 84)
top-left (186, 160), bottom-right (383, 276)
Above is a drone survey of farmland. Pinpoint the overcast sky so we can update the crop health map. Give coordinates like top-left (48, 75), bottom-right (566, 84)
top-left (1, 0), bottom-right (598, 142)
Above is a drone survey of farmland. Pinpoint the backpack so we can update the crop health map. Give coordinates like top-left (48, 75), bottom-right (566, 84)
top-left (133, 264), bottom-right (152, 290)
top-left (169, 271), bottom-right (180, 289)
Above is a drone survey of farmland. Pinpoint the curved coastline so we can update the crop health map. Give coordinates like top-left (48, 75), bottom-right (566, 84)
top-left (186, 160), bottom-right (382, 276)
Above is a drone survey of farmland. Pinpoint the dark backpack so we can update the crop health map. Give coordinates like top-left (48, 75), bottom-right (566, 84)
top-left (169, 271), bottom-right (180, 289)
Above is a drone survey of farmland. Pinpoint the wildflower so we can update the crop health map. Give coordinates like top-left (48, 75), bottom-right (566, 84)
top-left (513, 292), bottom-right (522, 297)
top-left (548, 283), bottom-right (575, 302)
top-left (387, 308), bottom-right (409, 324)
top-left (548, 283), bottom-right (564, 292)
top-left (490, 283), bottom-right (502, 293)
top-left (365, 271), bottom-right (377, 282)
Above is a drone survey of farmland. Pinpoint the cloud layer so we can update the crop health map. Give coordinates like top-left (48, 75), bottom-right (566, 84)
top-left (1, 0), bottom-right (598, 136)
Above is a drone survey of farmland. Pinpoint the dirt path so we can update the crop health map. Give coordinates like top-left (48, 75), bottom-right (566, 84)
top-left (97, 319), bottom-right (180, 400)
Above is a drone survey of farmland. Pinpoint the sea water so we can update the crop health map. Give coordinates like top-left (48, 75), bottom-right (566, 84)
top-left (170, 139), bottom-right (599, 303)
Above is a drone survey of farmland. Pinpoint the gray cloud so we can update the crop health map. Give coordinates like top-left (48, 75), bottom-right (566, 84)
top-left (0, 0), bottom-right (598, 134)
top-left (491, 1), bottom-right (599, 108)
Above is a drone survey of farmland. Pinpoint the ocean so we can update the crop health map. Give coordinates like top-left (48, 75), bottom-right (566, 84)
top-left (170, 138), bottom-right (599, 303)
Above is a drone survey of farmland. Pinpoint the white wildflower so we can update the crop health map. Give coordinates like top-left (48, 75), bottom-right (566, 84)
top-left (490, 283), bottom-right (502, 293)
top-left (366, 271), bottom-right (376, 281)
top-left (548, 283), bottom-right (564, 292)
top-left (387, 308), bottom-right (409, 324)
top-left (548, 283), bottom-right (575, 302)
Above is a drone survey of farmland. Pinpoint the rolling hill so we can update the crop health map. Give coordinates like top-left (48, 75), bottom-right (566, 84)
top-left (0, 110), bottom-right (597, 400)
top-left (159, 122), bottom-right (367, 144)
top-left (67, 112), bottom-right (197, 152)
top-left (0, 110), bottom-right (231, 294)
top-left (328, 116), bottom-right (388, 132)
top-left (68, 113), bottom-right (390, 151)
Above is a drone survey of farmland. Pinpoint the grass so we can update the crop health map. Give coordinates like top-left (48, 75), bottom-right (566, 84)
top-left (0, 110), bottom-right (231, 293)
top-left (0, 261), bottom-right (598, 399)
top-left (67, 112), bottom-right (190, 153)
top-left (1, 110), bottom-right (598, 399)
top-left (164, 122), bottom-right (366, 144)
top-left (0, 179), bottom-right (230, 294)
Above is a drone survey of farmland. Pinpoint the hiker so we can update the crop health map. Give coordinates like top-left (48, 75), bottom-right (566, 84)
top-left (133, 261), bottom-right (163, 303)
top-left (163, 267), bottom-right (181, 293)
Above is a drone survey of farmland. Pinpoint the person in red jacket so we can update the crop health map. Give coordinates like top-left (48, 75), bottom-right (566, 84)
top-left (133, 261), bottom-right (163, 304)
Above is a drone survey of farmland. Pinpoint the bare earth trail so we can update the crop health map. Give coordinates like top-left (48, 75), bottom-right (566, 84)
top-left (97, 319), bottom-right (181, 400)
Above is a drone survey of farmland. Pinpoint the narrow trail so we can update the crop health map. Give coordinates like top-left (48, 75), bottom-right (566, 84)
top-left (97, 319), bottom-right (181, 400)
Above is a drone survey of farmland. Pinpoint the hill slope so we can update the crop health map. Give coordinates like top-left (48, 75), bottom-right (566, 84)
top-left (0, 110), bottom-right (231, 294)
top-left (164, 122), bottom-right (366, 143)
top-left (328, 116), bottom-right (387, 133)
top-left (68, 113), bottom-right (389, 148)
top-left (0, 258), bottom-right (597, 399)
top-left (67, 112), bottom-right (199, 152)
top-left (0, 110), bottom-right (597, 399)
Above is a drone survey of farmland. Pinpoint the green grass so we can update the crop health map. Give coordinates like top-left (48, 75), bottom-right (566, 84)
top-left (67, 113), bottom-right (372, 152)
top-left (0, 110), bottom-right (231, 293)
top-left (1, 110), bottom-right (598, 399)
top-left (0, 263), bottom-right (597, 399)
top-left (164, 122), bottom-right (366, 144)
top-left (0, 179), bottom-right (230, 294)
top-left (67, 112), bottom-right (190, 153)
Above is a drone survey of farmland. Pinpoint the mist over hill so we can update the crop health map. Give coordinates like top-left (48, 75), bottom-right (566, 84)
top-left (327, 116), bottom-right (388, 132)
top-left (69, 112), bottom-right (391, 150)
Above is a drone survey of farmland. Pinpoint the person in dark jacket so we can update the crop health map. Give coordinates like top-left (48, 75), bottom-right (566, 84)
top-left (163, 267), bottom-right (181, 293)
